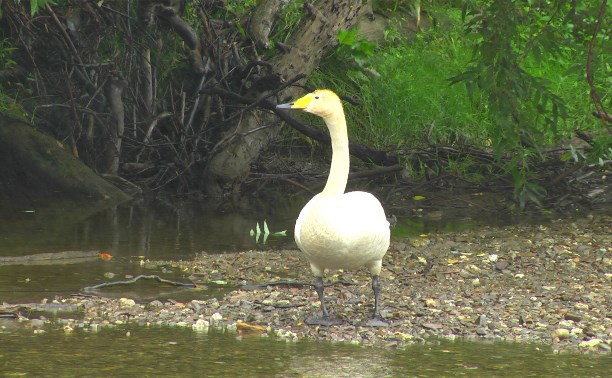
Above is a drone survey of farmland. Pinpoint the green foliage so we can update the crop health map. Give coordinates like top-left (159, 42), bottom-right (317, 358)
top-left (227, 0), bottom-right (257, 15)
top-left (452, 0), bottom-right (569, 143)
top-left (590, 134), bottom-right (612, 165)
top-left (209, 0), bottom-right (257, 37)
top-left (0, 37), bottom-right (27, 118)
top-left (449, 0), bottom-right (609, 208)
top-left (311, 8), bottom-right (491, 150)
top-left (0, 38), bottom-right (16, 72)
top-left (374, 0), bottom-right (420, 13)
top-left (336, 28), bottom-right (377, 66)
top-left (269, 1), bottom-right (305, 44)
top-left (309, 1), bottom-right (608, 208)
top-left (27, 0), bottom-right (55, 16)
top-left (249, 220), bottom-right (287, 244)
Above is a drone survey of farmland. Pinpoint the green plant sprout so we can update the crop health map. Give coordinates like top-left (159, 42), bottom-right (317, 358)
top-left (249, 220), bottom-right (287, 244)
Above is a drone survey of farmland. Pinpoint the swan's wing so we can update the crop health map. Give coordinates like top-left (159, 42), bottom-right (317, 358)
top-left (341, 191), bottom-right (389, 229)
top-left (294, 194), bottom-right (321, 251)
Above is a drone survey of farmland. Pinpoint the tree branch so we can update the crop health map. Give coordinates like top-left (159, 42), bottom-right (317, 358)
top-left (586, 0), bottom-right (610, 130)
top-left (83, 275), bottom-right (196, 292)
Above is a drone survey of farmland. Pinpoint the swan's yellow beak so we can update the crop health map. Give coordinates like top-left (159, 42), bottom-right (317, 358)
top-left (276, 93), bottom-right (313, 110)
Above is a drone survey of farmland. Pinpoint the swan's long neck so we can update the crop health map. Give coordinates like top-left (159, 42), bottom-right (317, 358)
top-left (321, 107), bottom-right (349, 197)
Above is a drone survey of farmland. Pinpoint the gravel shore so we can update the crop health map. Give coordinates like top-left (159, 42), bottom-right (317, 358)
top-left (3, 215), bottom-right (610, 354)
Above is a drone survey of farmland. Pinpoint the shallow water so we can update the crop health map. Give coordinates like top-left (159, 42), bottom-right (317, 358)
top-left (0, 198), bottom-right (299, 258)
top-left (1, 199), bottom-right (610, 376)
top-left (2, 325), bottom-right (610, 377)
top-left (0, 198), bottom-right (483, 303)
top-left (0, 199), bottom-right (298, 303)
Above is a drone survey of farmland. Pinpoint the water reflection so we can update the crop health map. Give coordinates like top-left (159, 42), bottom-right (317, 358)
top-left (2, 326), bottom-right (610, 377)
top-left (0, 198), bottom-right (301, 260)
top-left (0, 196), bottom-right (532, 261)
top-left (0, 197), bottom-right (558, 304)
top-left (0, 198), bottom-right (300, 303)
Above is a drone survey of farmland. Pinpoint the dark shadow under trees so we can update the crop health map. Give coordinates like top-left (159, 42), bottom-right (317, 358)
top-left (0, 0), bottom-right (609, 211)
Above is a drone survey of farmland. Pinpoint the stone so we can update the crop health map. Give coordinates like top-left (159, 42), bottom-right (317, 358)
top-left (552, 328), bottom-right (570, 340)
top-left (564, 312), bottom-right (582, 322)
top-left (119, 298), bottom-right (136, 307)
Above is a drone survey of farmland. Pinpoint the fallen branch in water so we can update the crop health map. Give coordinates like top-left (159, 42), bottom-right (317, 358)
top-left (83, 275), bottom-right (196, 292)
top-left (240, 278), bottom-right (354, 291)
top-left (253, 299), bottom-right (308, 309)
top-left (0, 250), bottom-right (102, 266)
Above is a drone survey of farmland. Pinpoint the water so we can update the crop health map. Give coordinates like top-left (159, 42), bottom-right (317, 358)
top-left (0, 198), bottom-right (485, 303)
top-left (2, 326), bottom-right (610, 377)
top-left (0, 198), bottom-right (299, 303)
top-left (0, 198), bottom-right (300, 258)
top-left (1, 199), bottom-right (610, 376)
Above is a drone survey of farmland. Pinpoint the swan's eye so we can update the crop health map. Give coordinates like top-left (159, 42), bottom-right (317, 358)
top-left (314, 96), bottom-right (320, 99)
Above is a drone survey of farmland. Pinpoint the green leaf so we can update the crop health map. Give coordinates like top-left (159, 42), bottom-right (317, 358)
top-left (30, 0), bottom-right (56, 16)
top-left (337, 29), bottom-right (356, 47)
top-left (461, 2), bottom-right (468, 22)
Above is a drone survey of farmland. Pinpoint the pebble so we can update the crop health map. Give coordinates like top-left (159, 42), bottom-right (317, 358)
top-left (421, 323), bottom-right (443, 330)
top-left (564, 312), bottom-right (582, 322)
top-left (558, 320), bottom-right (574, 328)
top-left (29, 319), bottom-right (45, 328)
top-left (570, 328), bottom-right (584, 336)
top-left (147, 300), bottom-right (164, 309)
top-left (477, 315), bottom-right (487, 326)
top-left (210, 312), bottom-right (223, 324)
top-left (119, 298), bottom-right (136, 307)
top-left (2, 216), bottom-right (610, 355)
top-left (476, 327), bottom-right (488, 336)
top-left (552, 328), bottom-right (570, 340)
top-left (579, 339), bottom-right (602, 348)
top-left (598, 343), bottom-right (611, 352)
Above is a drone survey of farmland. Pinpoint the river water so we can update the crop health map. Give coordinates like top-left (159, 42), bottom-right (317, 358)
top-left (0, 199), bottom-right (610, 376)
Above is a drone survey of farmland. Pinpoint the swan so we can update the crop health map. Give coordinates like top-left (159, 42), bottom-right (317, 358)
top-left (276, 89), bottom-right (390, 327)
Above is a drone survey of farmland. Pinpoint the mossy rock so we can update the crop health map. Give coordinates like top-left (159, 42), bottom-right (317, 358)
top-left (0, 113), bottom-right (131, 206)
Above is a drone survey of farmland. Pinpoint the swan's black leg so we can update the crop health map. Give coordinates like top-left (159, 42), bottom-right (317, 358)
top-left (305, 276), bottom-right (342, 326)
top-left (314, 276), bottom-right (330, 317)
top-left (372, 275), bottom-right (382, 317)
top-left (363, 275), bottom-right (389, 327)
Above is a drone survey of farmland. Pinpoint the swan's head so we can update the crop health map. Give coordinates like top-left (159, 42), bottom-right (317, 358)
top-left (276, 89), bottom-right (342, 119)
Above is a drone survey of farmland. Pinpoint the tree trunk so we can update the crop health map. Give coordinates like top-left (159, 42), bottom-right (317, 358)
top-left (103, 77), bottom-right (127, 174)
top-left (205, 0), bottom-right (371, 198)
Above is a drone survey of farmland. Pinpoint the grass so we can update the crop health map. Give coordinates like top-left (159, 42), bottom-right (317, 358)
top-left (309, 9), bottom-right (493, 150)
top-left (522, 46), bottom-right (610, 145)
top-left (308, 7), bottom-right (606, 159)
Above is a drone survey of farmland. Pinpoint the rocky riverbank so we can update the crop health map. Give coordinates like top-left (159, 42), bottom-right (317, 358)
top-left (2, 215), bottom-right (610, 354)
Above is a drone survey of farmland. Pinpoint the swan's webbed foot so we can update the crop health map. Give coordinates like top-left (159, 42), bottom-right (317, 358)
top-left (306, 276), bottom-right (342, 326)
top-left (305, 315), bottom-right (343, 326)
top-left (361, 275), bottom-right (389, 327)
top-left (361, 317), bottom-right (389, 327)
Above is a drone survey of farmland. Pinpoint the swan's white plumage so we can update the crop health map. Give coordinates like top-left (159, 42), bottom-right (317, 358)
top-left (288, 89), bottom-right (390, 278)
top-left (277, 89), bottom-right (390, 324)
top-left (295, 191), bottom-right (389, 277)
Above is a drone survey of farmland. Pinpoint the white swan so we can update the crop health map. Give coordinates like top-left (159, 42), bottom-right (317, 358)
top-left (277, 89), bottom-right (390, 326)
